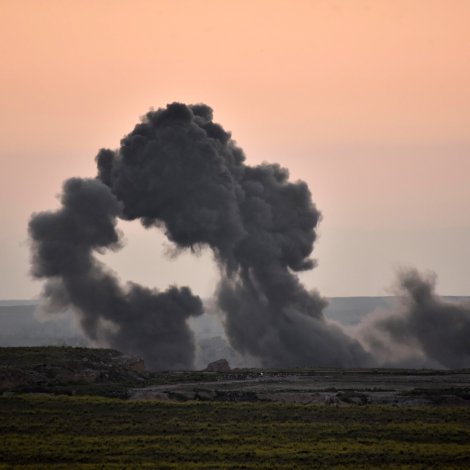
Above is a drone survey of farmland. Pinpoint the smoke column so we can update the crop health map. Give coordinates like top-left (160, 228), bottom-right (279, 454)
top-left (357, 269), bottom-right (470, 369)
top-left (29, 178), bottom-right (203, 369)
top-left (30, 103), bottom-right (469, 370)
top-left (29, 102), bottom-right (370, 369)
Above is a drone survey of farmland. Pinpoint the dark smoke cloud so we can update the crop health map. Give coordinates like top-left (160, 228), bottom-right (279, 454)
top-left (30, 103), bottom-right (470, 370)
top-left (30, 102), bottom-right (371, 369)
top-left (356, 269), bottom-right (470, 369)
top-left (29, 178), bottom-right (203, 369)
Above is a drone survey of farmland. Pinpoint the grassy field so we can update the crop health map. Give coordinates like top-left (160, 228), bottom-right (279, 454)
top-left (1, 395), bottom-right (469, 469)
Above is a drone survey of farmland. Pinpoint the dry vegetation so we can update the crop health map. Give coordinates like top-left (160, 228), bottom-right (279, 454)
top-left (1, 347), bottom-right (470, 468)
top-left (1, 394), bottom-right (470, 468)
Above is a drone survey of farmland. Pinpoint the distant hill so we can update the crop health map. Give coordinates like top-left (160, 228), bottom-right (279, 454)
top-left (324, 295), bottom-right (470, 326)
top-left (324, 296), bottom-right (393, 325)
top-left (0, 303), bottom-right (88, 347)
top-left (2, 296), bottom-right (469, 368)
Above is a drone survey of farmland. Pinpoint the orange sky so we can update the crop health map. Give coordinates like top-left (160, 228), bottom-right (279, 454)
top-left (1, 0), bottom-right (470, 298)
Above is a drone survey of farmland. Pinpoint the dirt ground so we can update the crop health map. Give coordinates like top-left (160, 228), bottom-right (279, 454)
top-left (131, 369), bottom-right (470, 405)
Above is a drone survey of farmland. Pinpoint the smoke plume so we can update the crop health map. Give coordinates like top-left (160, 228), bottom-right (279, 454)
top-left (30, 103), bottom-right (469, 370)
top-left (29, 177), bottom-right (203, 369)
top-left (29, 102), bottom-right (370, 369)
top-left (357, 269), bottom-right (470, 369)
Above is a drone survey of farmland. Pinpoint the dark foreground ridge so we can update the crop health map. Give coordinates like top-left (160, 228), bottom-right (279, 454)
top-left (0, 346), bottom-right (147, 398)
top-left (2, 347), bottom-right (470, 406)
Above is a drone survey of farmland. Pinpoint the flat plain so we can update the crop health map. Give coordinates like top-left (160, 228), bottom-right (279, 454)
top-left (1, 394), bottom-right (470, 469)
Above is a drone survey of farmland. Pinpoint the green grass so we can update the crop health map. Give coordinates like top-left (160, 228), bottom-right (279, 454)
top-left (1, 395), bottom-right (469, 468)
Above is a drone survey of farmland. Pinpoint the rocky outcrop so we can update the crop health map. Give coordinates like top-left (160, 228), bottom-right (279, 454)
top-left (119, 356), bottom-right (146, 373)
top-left (204, 358), bottom-right (230, 372)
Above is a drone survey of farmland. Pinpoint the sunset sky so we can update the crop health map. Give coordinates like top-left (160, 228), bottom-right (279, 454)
top-left (1, 0), bottom-right (470, 299)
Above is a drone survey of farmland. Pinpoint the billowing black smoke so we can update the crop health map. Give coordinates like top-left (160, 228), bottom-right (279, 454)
top-left (29, 102), bottom-right (370, 369)
top-left (357, 270), bottom-right (470, 369)
top-left (29, 178), bottom-right (203, 369)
